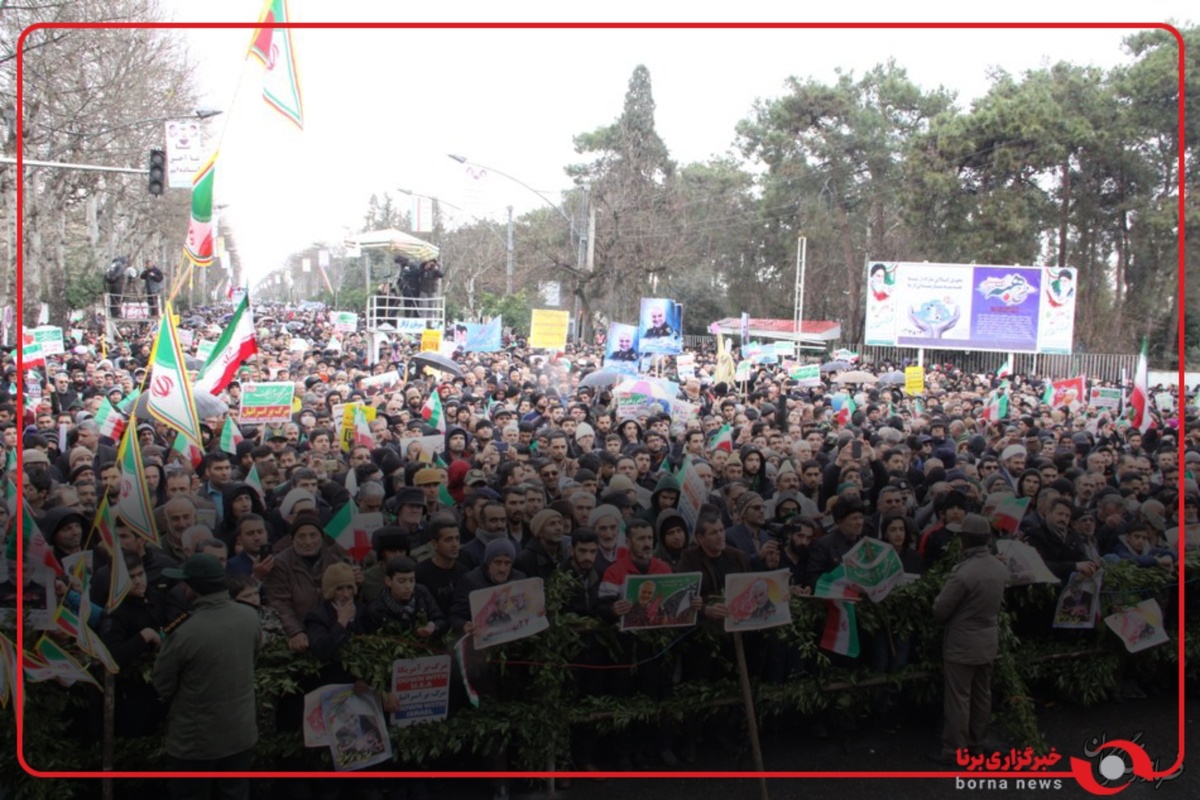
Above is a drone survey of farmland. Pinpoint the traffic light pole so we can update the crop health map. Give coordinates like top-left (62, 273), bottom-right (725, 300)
top-left (0, 156), bottom-right (147, 175)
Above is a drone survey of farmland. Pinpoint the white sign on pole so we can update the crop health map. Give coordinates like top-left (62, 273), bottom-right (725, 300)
top-left (318, 250), bottom-right (330, 268)
top-left (164, 119), bottom-right (204, 190)
top-left (411, 196), bottom-right (434, 233)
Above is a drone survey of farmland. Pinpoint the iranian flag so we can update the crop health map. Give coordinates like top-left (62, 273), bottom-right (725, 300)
top-left (352, 405), bottom-right (375, 449)
top-left (248, 0), bottom-right (304, 129)
top-left (814, 565), bottom-right (860, 657)
top-left (996, 355), bottom-right (1013, 380)
top-left (981, 382), bottom-right (1009, 423)
top-left (10, 504), bottom-right (63, 577)
top-left (21, 330), bottom-right (44, 368)
top-left (984, 495), bottom-right (1031, 537)
top-left (93, 496), bottom-right (132, 610)
top-left (146, 304), bottom-right (204, 450)
top-left (183, 153), bottom-right (217, 268)
top-left (171, 430), bottom-right (203, 468)
top-left (219, 418), bottom-right (244, 455)
top-left (74, 565), bottom-right (118, 673)
top-left (710, 423), bottom-right (733, 453)
top-left (246, 463), bottom-right (266, 504)
top-left (836, 394), bottom-right (857, 427)
top-left (116, 422), bottom-right (158, 546)
top-left (326, 500), bottom-right (371, 563)
top-left (195, 293), bottom-right (258, 396)
top-left (421, 390), bottom-right (446, 434)
top-left (1129, 340), bottom-right (1152, 434)
top-left (24, 637), bottom-right (99, 689)
top-left (93, 397), bottom-right (127, 441)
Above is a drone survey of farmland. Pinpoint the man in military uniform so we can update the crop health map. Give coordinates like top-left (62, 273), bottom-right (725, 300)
top-left (609, 330), bottom-right (638, 362)
top-left (643, 304), bottom-right (676, 339)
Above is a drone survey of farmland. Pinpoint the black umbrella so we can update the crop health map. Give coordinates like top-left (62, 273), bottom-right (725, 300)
top-left (409, 351), bottom-right (465, 380)
top-left (131, 388), bottom-right (228, 421)
top-left (577, 369), bottom-right (624, 390)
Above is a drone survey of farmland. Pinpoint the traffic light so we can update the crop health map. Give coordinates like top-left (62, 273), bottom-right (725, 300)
top-left (148, 149), bottom-right (165, 196)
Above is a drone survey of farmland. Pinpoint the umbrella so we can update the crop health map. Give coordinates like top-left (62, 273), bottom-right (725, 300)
top-left (131, 389), bottom-right (228, 421)
top-left (820, 360), bottom-right (852, 373)
top-left (409, 351), bottom-right (464, 379)
top-left (578, 369), bottom-right (623, 390)
top-left (834, 370), bottom-right (879, 385)
top-left (350, 228), bottom-right (440, 263)
top-left (877, 370), bottom-right (907, 386)
top-left (184, 356), bottom-right (206, 371)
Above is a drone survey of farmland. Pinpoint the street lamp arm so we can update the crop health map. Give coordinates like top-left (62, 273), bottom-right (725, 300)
top-left (447, 153), bottom-right (572, 226)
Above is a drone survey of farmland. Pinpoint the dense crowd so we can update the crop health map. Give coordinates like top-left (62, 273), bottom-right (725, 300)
top-left (2, 299), bottom-right (1195, 799)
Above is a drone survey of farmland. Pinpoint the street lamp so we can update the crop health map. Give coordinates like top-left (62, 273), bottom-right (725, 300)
top-left (446, 154), bottom-right (589, 338)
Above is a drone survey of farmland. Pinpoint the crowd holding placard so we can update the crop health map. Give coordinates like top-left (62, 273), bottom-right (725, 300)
top-left (0, 297), bottom-right (1195, 799)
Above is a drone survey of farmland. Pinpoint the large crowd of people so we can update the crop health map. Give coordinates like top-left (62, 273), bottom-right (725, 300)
top-left (2, 297), bottom-right (1195, 799)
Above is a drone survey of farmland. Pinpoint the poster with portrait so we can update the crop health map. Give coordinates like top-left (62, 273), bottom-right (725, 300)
top-left (724, 569), bottom-right (792, 632)
top-left (605, 322), bottom-right (641, 365)
top-left (319, 684), bottom-right (393, 771)
top-left (638, 298), bottom-right (683, 355)
top-left (1052, 570), bottom-right (1103, 629)
top-left (995, 540), bottom-right (1060, 585)
top-left (468, 577), bottom-right (549, 648)
top-left (619, 572), bottom-right (701, 631)
top-left (1104, 598), bottom-right (1169, 654)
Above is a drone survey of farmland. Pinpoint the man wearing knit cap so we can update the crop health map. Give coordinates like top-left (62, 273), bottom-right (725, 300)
top-left (449, 537), bottom-right (525, 635)
top-left (514, 509), bottom-right (567, 580)
top-left (588, 504), bottom-right (625, 574)
top-left (153, 553), bottom-right (261, 792)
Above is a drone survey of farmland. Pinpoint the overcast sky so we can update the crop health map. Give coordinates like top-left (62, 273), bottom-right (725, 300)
top-left (153, 1), bottom-right (1194, 287)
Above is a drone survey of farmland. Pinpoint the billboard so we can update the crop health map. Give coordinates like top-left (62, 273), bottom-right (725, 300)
top-left (863, 261), bottom-right (1076, 354)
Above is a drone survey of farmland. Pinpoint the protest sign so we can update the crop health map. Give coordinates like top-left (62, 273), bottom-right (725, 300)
top-left (330, 311), bottom-right (358, 333)
top-left (619, 573), bottom-right (701, 631)
top-left (529, 309), bottom-right (570, 350)
top-left (996, 540), bottom-right (1060, 585)
top-left (468, 577), bottom-right (549, 648)
top-left (360, 371), bottom-right (402, 393)
top-left (289, 337), bottom-right (309, 352)
top-left (302, 683), bottom-right (351, 747)
top-left (237, 382), bottom-right (295, 425)
top-left (391, 655), bottom-right (452, 728)
top-left (31, 326), bottom-right (64, 356)
top-left (419, 329), bottom-right (441, 353)
top-left (735, 360), bottom-right (752, 382)
top-left (177, 328), bottom-right (194, 350)
top-left (724, 569), bottom-right (792, 632)
top-left (1088, 387), bottom-right (1121, 411)
top-left (195, 339), bottom-right (216, 362)
top-left (789, 363), bottom-right (821, 386)
top-left (675, 353), bottom-right (695, 378)
top-left (399, 435), bottom-right (445, 463)
top-left (1104, 598), bottom-right (1169, 653)
top-left (638, 297), bottom-right (683, 355)
top-left (320, 684), bottom-right (393, 771)
top-left (904, 366), bottom-right (925, 395)
top-left (1154, 391), bottom-right (1174, 412)
top-left (451, 318), bottom-right (503, 353)
top-left (842, 537), bottom-right (903, 602)
top-left (1053, 570), bottom-right (1102, 630)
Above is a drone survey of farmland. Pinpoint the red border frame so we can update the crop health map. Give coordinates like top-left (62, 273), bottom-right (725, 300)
top-left (13, 19), bottom-right (1187, 789)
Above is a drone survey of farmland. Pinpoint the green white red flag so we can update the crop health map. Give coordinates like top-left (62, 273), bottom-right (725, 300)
top-left (248, 0), bottom-right (304, 129)
top-left (116, 422), bottom-right (158, 546)
top-left (1129, 340), bottom-right (1152, 433)
top-left (814, 565), bottom-right (860, 657)
top-left (352, 405), bottom-right (375, 450)
top-left (24, 637), bottom-right (99, 689)
top-left (93, 495), bottom-right (132, 611)
top-left (219, 418), bottom-right (244, 455)
top-left (996, 356), bottom-right (1013, 380)
top-left (171, 430), bottom-right (203, 468)
top-left (325, 500), bottom-right (371, 563)
top-left (836, 395), bottom-right (857, 427)
top-left (183, 153), bottom-right (217, 268)
top-left (146, 304), bottom-right (204, 450)
top-left (421, 391), bottom-right (446, 434)
top-left (195, 293), bottom-right (258, 396)
top-left (981, 382), bottom-right (1009, 423)
top-left (710, 423), bottom-right (733, 453)
top-left (93, 397), bottom-right (127, 441)
top-left (10, 503), bottom-right (63, 577)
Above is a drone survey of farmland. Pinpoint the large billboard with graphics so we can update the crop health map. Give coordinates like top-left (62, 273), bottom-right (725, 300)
top-left (863, 261), bottom-right (1077, 354)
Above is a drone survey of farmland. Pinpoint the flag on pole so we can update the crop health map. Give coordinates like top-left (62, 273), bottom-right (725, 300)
top-left (1130, 340), bottom-right (1152, 434)
top-left (709, 423), bottom-right (733, 453)
top-left (246, 463), bottom-right (266, 504)
top-left (325, 500), bottom-right (370, 562)
top-left (248, 0), bottom-right (304, 129)
top-left (814, 565), bottom-right (860, 657)
top-left (26, 637), bottom-right (100, 689)
top-left (93, 397), bottom-right (127, 441)
top-left (996, 355), bottom-right (1013, 380)
top-left (21, 330), bottom-right (44, 369)
top-left (352, 406), bottom-right (375, 450)
top-left (195, 293), bottom-right (258, 396)
top-left (146, 305), bottom-right (204, 450)
top-left (116, 422), bottom-right (158, 545)
top-left (171, 430), bottom-right (203, 468)
top-left (421, 391), bottom-right (445, 434)
top-left (116, 387), bottom-right (141, 416)
top-left (9, 504), bottom-right (63, 576)
top-left (93, 495), bottom-right (132, 611)
top-left (74, 565), bottom-right (118, 673)
top-left (183, 153), bottom-right (217, 268)
top-left (981, 382), bottom-right (1009, 423)
top-left (219, 418), bottom-right (244, 455)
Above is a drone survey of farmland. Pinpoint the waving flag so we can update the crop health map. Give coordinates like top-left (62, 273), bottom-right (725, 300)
top-left (116, 421), bottom-right (158, 546)
top-left (996, 356), bottom-right (1013, 380)
top-left (421, 391), bottom-right (445, 434)
top-left (25, 638), bottom-right (100, 689)
top-left (195, 293), bottom-right (258, 396)
top-left (981, 382), bottom-right (1010, 423)
top-left (9, 504), bottom-right (63, 577)
top-left (171, 430), bottom-right (203, 468)
top-left (93, 397), bottom-right (127, 441)
top-left (183, 153), bottom-right (217, 268)
top-left (74, 565), bottom-right (118, 673)
top-left (146, 305), bottom-right (204, 450)
top-left (326, 500), bottom-right (371, 563)
top-left (709, 423), bottom-right (733, 453)
top-left (246, 463), bottom-right (266, 505)
top-left (352, 405), bottom-right (375, 450)
top-left (219, 418), bottom-right (244, 455)
top-left (814, 565), bottom-right (860, 657)
top-left (836, 394), bottom-right (857, 427)
top-left (248, 0), bottom-right (304, 129)
top-left (1129, 340), bottom-right (1152, 434)
top-left (94, 496), bottom-right (132, 611)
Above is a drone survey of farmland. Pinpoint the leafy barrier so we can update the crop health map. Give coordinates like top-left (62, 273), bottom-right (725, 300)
top-left (4, 553), bottom-right (1195, 798)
